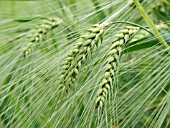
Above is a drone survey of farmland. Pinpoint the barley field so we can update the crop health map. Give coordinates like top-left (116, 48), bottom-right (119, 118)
top-left (0, 0), bottom-right (170, 128)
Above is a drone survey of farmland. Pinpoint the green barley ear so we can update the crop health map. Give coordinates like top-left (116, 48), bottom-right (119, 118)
top-left (22, 17), bottom-right (64, 57)
top-left (59, 23), bottom-right (109, 91)
top-left (96, 26), bottom-right (139, 109)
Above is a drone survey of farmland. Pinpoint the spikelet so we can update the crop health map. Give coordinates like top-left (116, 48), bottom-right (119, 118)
top-left (23, 17), bottom-right (63, 57)
top-left (59, 23), bottom-right (109, 91)
top-left (96, 26), bottom-right (139, 108)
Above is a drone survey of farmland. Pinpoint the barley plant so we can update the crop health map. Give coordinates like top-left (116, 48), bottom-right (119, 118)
top-left (0, 0), bottom-right (170, 128)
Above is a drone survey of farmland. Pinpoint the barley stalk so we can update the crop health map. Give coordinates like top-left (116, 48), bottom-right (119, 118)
top-left (96, 26), bottom-right (139, 108)
top-left (134, 0), bottom-right (170, 54)
top-left (59, 23), bottom-right (109, 91)
top-left (23, 17), bottom-right (63, 57)
top-left (132, 22), bottom-right (169, 42)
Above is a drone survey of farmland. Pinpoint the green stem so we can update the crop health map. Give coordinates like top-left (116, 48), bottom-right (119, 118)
top-left (133, 0), bottom-right (170, 53)
top-left (110, 21), bottom-right (153, 35)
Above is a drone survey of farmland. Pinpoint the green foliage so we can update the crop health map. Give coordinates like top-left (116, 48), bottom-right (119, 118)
top-left (0, 0), bottom-right (170, 128)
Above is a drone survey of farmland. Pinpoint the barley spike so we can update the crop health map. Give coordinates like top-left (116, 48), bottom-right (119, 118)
top-left (59, 23), bottom-right (109, 91)
top-left (96, 26), bottom-right (139, 109)
top-left (22, 17), bottom-right (63, 57)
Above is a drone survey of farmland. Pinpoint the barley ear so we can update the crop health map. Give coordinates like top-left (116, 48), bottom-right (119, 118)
top-left (59, 23), bottom-right (109, 91)
top-left (22, 17), bottom-right (63, 58)
top-left (96, 26), bottom-right (139, 109)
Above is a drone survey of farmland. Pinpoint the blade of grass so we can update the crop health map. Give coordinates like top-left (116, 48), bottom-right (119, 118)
top-left (133, 0), bottom-right (170, 54)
